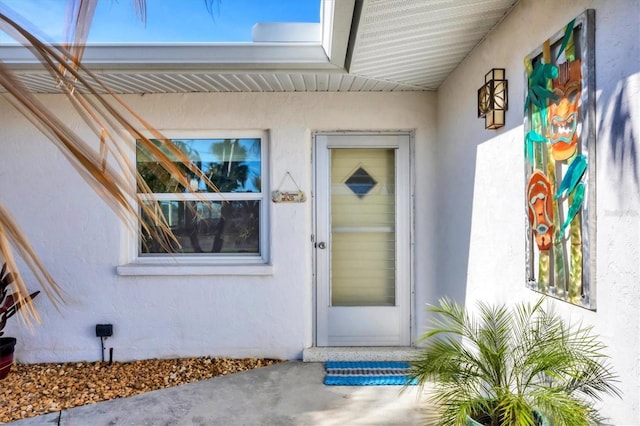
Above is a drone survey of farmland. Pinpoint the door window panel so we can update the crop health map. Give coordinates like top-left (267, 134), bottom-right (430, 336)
top-left (330, 148), bottom-right (396, 306)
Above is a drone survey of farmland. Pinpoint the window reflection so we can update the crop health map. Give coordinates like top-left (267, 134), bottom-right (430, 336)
top-left (136, 138), bottom-right (261, 194)
top-left (141, 200), bottom-right (260, 254)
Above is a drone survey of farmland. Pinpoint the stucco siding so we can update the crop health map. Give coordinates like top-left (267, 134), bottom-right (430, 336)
top-left (0, 91), bottom-right (437, 362)
top-left (436, 0), bottom-right (639, 423)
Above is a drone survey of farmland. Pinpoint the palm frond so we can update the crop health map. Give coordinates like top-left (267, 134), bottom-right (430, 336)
top-left (61, 0), bottom-right (98, 74)
top-left (0, 205), bottom-right (63, 327)
top-left (411, 297), bottom-right (620, 425)
top-left (0, 0), bottom-right (220, 323)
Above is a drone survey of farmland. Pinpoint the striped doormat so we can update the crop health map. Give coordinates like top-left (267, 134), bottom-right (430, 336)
top-left (323, 361), bottom-right (418, 386)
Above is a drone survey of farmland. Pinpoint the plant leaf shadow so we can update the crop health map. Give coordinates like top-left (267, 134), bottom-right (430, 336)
top-left (601, 83), bottom-right (639, 200)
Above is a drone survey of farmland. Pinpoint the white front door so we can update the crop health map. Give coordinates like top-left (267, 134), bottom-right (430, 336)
top-left (314, 133), bottom-right (411, 346)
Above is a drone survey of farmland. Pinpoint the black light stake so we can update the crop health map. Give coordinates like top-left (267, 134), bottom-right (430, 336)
top-left (478, 68), bottom-right (508, 129)
top-left (95, 324), bottom-right (113, 363)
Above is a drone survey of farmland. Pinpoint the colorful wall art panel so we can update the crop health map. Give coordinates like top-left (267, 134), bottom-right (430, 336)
top-left (524, 10), bottom-right (596, 309)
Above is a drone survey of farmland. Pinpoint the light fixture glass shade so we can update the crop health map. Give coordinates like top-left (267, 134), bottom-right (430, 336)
top-left (477, 68), bottom-right (508, 129)
top-left (485, 109), bottom-right (505, 130)
top-left (486, 68), bottom-right (505, 82)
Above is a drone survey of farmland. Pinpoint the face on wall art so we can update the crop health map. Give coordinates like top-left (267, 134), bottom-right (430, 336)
top-left (524, 10), bottom-right (596, 309)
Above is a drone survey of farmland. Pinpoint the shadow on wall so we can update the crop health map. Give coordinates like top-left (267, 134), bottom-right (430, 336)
top-left (601, 82), bottom-right (639, 200)
top-left (433, 135), bottom-right (478, 306)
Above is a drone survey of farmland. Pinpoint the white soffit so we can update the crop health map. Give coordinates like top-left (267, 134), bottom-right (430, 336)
top-left (13, 71), bottom-right (414, 93)
top-left (349, 0), bottom-right (519, 90)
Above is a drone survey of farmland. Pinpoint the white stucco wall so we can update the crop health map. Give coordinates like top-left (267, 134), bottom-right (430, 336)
top-left (436, 0), bottom-right (639, 423)
top-left (0, 91), bottom-right (438, 362)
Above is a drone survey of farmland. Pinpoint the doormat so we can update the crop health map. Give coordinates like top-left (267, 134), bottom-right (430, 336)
top-left (323, 361), bottom-right (418, 386)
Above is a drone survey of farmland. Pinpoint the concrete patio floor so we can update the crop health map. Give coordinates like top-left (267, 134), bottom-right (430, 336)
top-left (9, 362), bottom-right (430, 425)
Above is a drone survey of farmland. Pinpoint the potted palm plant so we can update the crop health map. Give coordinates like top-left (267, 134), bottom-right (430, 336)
top-left (410, 297), bottom-right (620, 426)
top-left (0, 262), bottom-right (39, 379)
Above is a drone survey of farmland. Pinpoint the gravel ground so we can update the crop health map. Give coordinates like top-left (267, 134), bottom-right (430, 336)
top-left (0, 357), bottom-right (281, 424)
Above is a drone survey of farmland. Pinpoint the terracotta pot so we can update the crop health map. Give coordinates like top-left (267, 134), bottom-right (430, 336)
top-left (0, 337), bottom-right (17, 380)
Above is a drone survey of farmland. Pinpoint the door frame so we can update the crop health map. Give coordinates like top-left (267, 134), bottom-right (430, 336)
top-left (311, 130), bottom-right (415, 347)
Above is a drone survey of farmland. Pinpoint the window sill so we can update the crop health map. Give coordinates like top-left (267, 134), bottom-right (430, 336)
top-left (117, 261), bottom-right (274, 276)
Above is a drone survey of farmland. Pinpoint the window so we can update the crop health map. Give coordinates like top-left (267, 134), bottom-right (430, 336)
top-left (134, 133), bottom-right (268, 267)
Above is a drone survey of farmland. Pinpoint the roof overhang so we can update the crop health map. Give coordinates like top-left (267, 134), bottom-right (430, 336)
top-left (0, 0), bottom-right (520, 93)
top-left (0, 0), bottom-right (355, 74)
top-left (0, 43), bottom-right (339, 72)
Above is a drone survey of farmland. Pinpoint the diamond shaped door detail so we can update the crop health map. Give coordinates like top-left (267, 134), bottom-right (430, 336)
top-left (345, 167), bottom-right (377, 198)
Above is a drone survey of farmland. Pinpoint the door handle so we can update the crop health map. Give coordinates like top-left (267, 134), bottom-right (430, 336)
top-left (317, 242), bottom-right (326, 249)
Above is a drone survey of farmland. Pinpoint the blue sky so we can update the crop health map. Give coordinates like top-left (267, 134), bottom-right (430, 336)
top-left (0, 0), bottom-right (320, 43)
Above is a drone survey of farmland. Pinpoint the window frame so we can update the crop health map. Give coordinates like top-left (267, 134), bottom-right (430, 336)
top-left (118, 130), bottom-right (271, 276)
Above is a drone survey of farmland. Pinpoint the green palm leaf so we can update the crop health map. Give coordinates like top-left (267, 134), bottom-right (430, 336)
top-left (410, 298), bottom-right (620, 425)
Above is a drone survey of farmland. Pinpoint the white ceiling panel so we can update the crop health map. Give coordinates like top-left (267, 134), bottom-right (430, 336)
top-left (349, 0), bottom-right (519, 90)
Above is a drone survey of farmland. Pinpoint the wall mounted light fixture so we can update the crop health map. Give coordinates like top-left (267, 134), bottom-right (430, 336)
top-left (477, 68), bottom-right (508, 129)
